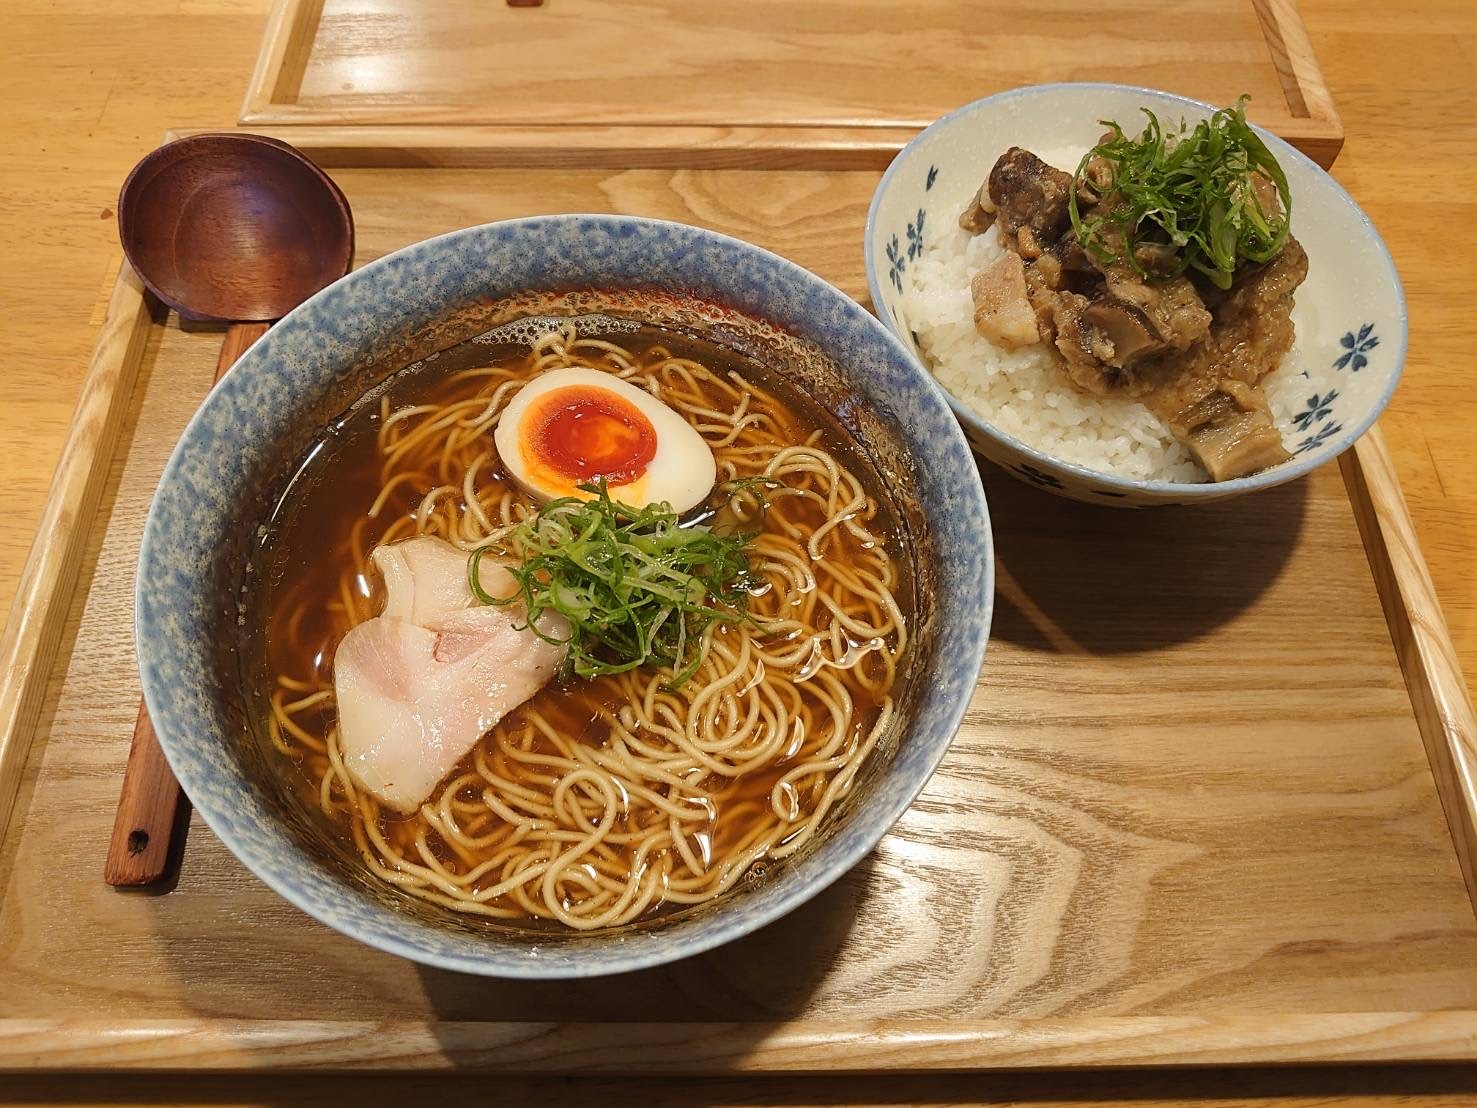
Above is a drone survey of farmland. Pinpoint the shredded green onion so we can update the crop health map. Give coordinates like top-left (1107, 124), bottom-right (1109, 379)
top-left (1068, 96), bottom-right (1291, 290)
top-left (468, 480), bottom-right (762, 689)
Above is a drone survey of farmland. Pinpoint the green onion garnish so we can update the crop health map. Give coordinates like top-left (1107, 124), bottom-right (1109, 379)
top-left (469, 480), bottom-right (760, 689)
top-left (1068, 96), bottom-right (1292, 290)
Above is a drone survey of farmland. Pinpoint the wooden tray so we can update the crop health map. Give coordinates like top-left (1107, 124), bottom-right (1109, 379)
top-left (240, 0), bottom-right (1344, 168)
top-left (2, 129), bottom-right (1476, 1074)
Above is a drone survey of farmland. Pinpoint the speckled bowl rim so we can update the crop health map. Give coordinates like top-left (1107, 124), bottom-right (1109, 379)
top-left (136, 214), bottom-right (995, 978)
top-left (864, 81), bottom-right (1408, 498)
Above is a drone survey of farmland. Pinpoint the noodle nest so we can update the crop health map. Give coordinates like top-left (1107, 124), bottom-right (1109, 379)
top-left (267, 325), bottom-right (907, 930)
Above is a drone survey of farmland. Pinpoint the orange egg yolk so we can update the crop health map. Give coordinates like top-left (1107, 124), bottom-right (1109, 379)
top-left (522, 386), bottom-right (658, 486)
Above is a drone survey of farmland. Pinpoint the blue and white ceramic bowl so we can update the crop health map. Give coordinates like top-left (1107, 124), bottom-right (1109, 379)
top-left (866, 83), bottom-right (1406, 507)
top-left (136, 215), bottom-right (993, 978)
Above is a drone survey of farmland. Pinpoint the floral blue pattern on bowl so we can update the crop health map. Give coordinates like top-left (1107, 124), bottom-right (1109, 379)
top-left (865, 83), bottom-right (1407, 507)
top-left (135, 215), bottom-right (994, 979)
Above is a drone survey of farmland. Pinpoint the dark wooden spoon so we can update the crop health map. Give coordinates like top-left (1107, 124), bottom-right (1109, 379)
top-left (106, 133), bottom-right (353, 886)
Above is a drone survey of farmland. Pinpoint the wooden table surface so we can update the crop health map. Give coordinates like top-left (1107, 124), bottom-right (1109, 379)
top-left (2, 0), bottom-right (1476, 1102)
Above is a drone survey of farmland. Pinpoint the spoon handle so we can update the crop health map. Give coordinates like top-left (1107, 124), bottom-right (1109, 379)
top-left (105, 321), bottom-right (270, 887)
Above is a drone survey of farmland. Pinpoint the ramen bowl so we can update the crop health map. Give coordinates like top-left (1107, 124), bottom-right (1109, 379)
top-left (136, 215), bottom-right (993, 978)
top-left (866, 83), bottom-right (1406, 507)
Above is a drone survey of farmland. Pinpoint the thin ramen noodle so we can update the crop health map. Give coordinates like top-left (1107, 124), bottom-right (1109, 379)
top-left (252, 320), bottom-right (910, 930)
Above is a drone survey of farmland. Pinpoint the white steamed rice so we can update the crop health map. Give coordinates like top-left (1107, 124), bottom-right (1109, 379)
top-left (897, 148), bottom-right (1324, 483)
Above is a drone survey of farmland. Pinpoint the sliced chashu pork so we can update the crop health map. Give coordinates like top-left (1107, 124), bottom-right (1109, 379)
top-left (333, 535), bottom-right (568, 813)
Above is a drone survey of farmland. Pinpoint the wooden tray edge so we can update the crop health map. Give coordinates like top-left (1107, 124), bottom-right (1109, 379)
top-left (235, 0), bottom-right (1344, 170)
top-left (1253, 0), bottom-right (1344, 132)
top-left (181, 123), bottom-right (922, 171)
top-left (240, 0), bottom-right (320, 124)
top-left (220, 118), bottom-right (1345, 172)
top-left (2, 1013), bottom-right (1476, 1072)
top-left (0, 266), bottom-right (155, 848)
top-left (1343, 431), bottom-right (1477, 906)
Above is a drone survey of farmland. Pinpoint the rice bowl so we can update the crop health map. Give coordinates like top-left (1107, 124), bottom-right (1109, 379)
top-left (866, 84), bottom-right (1406, 507)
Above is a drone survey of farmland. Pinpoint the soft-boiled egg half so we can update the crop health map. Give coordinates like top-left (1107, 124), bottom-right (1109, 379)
top-left (494, 367), bottom-right (717, 513)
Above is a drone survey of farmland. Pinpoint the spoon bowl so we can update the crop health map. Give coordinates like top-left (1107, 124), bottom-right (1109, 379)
top-left (118, 133), bottom-right (354, 322)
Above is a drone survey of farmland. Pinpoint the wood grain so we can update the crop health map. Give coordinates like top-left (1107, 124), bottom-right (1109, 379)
top-left (1, 1013), bottom-right (1476, 1072)
top-left (6, 1068), bottom-right (1477, 1108)
top-left (240, 0), bottom-right (319, 119)
top-left (0, 0), bottom-right (273, 672)
top-left (1253, 0), bottom-right (1340, 127)
top-left (7, 5), bottom-right (1476, 783)
top-left (104, 320), bottom-right (270, 887)
top-left (0, 266), bottom-right (156, 848)
top-left (234, 0), bottom-right (1343, 166)
top-left (180, 123), bottom-right (931, 171)
top-left (1344, 430), bottom-right (1477, 908)
top-left (1, 161), bottom-right (1475, 1076)
top-left (104, 702), bottom-right (190, 885)
top-left (116, 135), bottom-right (353, 322)
top-left (0, 0), bottom-right (1474, 1099)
